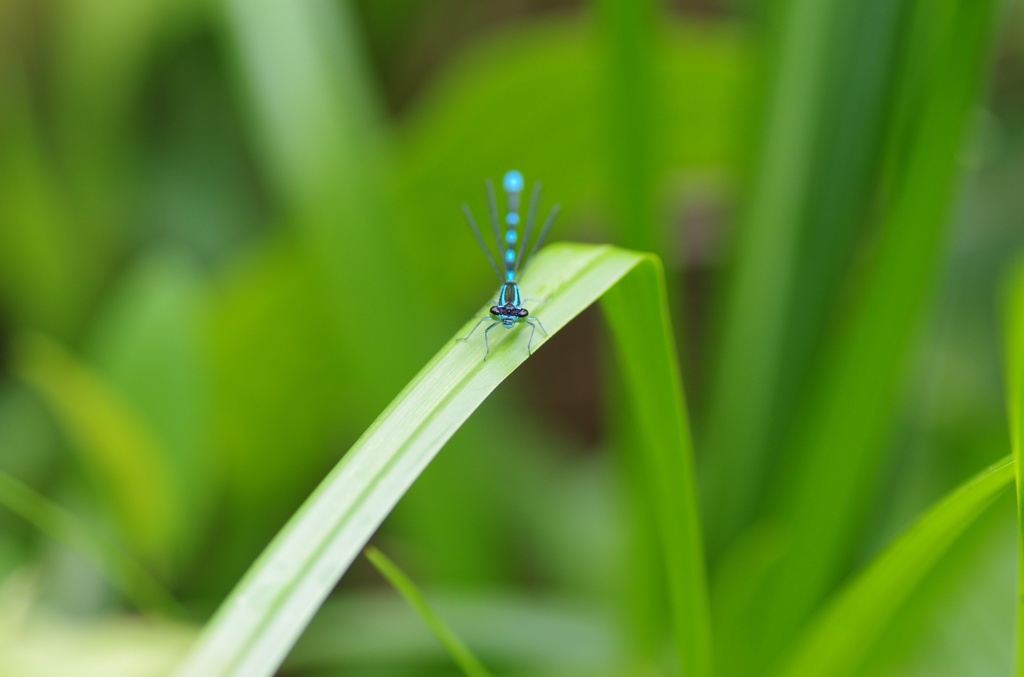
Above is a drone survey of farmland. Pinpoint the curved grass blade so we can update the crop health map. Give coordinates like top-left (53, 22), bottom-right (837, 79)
top-left (288, 593), bottom-right (620, 673)
top-left (601, 255), bottom-right (713, 675)
top-left (701, 0), bottom-right (845, 554)
top-left (1004, 259), bottom-right (1024, 676)
top-left (591, 0), bottom-right (661, 254)
top-left (12, 334), bottom-right (179, 567)
top-left (173, 243), bottom-right (710, 677)
top-left (778, 456), bottom-right (1014, 677)
top-left (365, 547), bottom-right (492, 677)
top-left (760, 0), bottom-right (1004, 655)
top-left (0, 469), bottom-right (180, 616)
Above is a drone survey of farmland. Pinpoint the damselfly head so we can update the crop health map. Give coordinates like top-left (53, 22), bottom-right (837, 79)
top-left (488, 302), bottom-right (529, 328)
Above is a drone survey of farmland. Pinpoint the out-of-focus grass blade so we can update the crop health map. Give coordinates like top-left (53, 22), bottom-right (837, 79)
top-left (214, 0), bottom-right (417, 579)
top-left (778, 457), bottom-right (1014, 677)
top-left (221, 0), bottom-right (416, 461)
top-left (761, 0), bottom-right (905, 519)
top-left (591, 0), bottom-right (661, 253)
top-left (701, 0), bottom-right (845, 551)
top-left (222, 0), bottom-right (378, 209)
top-left (12, 335), bottom-right (179, 568)
top-left (1004, 259), bottom-right (1024, 676)
top-left (592, 2), bottom-right (688, 666)
top-left (856, 504), bottom-right (1016, 677)
top-left (602, 256), bottom-right (713, 676)
top-left (707, 4), bottom-right (906, 662)
top-left (761, 0), bottom-right (1003, 657)
top-left (88, 253), bottom-right (211, 571)
top-left (0, 65), bottom-right (79, 338)
top-left (364, 547), bottom-right (492, 677)
top-left (204, 243), bottom-right (355, 583)
top-left (173, 243), bottom-right (710, 677)
top-left (222, 0), bottom-right (402, 332)
top-left (0, 470), bottom-right (180, 616)
top-left (51, 0), bottom-right (208, 304)
top-left (288, 592), bottom-right (621, 673)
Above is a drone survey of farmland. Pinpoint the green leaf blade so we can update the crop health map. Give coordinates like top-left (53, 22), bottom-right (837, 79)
top-left (173, 243), bottom-right (712, 677)
top-left (701, 0), bottom-right (846, 553)
top-left (1004, 259), bottom-right (1024, 677)
top-left (602, 256), bottom-right (713, 676)
top-left (12, 334), bottom-right (180, 567)
top-left (757, 0), bottom-right (1005, 658)
top-left (365, 547), bottom-right (492, 677)
top-left (0, 469), bottom-right (180, 616)
top-left (779, 456), bottom-right (1014, 677)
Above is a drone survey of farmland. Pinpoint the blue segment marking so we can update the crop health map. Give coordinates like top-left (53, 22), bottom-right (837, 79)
top-left (459, 170), bottom-right (559, 360)
top-left (503, 170), bottom-right (524, 193)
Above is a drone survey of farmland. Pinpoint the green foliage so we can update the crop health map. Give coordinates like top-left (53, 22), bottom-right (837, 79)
top-left (1004, 259), bottom-right (1024, 676)
top-left (0, 0), bottom-right (1020, 675)
top-left (366, 546), bottom-right (493, 677)
top-left (780, 456), bottom-right (1014, 677)
top-left (172, 244), bottom-right (710, 676)
top-left (13, 334), bottom-right (180, 568)
top-left (756, 0), bottom-right (1003, 663)
top-left (0, 469), bottom-right (180, 615)
top-left (602, 254), bottom-right (712, 675)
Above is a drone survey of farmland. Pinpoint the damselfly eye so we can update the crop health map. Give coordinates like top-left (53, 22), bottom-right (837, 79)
top-left (518, 308), bottom-right (529, 318)
top-left (489, 306), bottom-right (500, 316)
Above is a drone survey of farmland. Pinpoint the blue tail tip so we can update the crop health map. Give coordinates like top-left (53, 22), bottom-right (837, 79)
top-left (503, 170), bottom-right (524, 194)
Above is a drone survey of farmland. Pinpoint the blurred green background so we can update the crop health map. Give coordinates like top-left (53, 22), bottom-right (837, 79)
top-left (1, 0), bottom-right (1023, 675)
